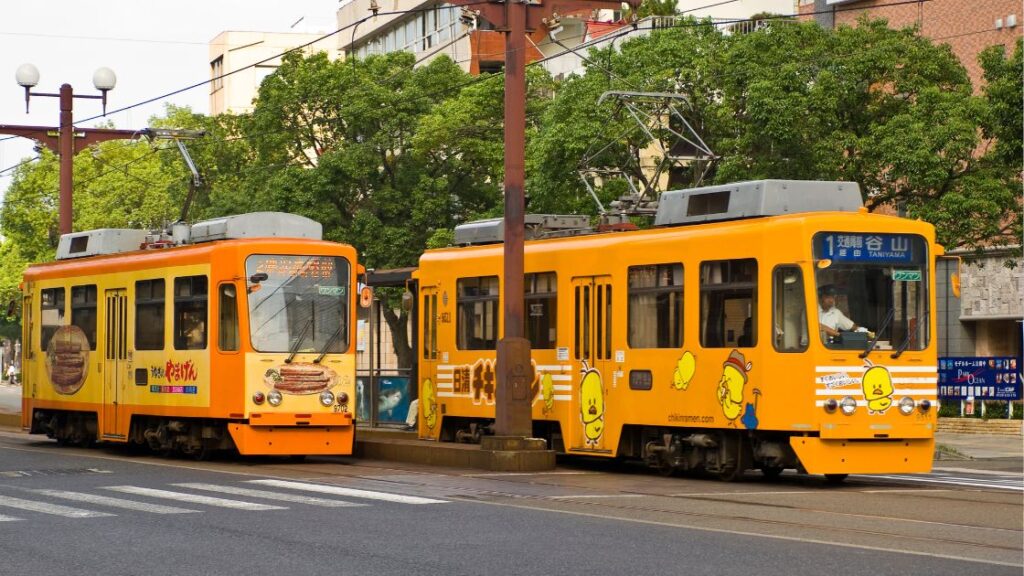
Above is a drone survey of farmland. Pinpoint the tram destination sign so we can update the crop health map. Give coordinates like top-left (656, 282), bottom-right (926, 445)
top-left (939, 357), bottom-right (1022, 400)
top-left (816, 233), bottom-right (916, 264)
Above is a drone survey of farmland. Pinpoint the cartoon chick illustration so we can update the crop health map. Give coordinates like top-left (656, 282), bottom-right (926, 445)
top-left (717, 350), bottom-right (752, 425)
top-left (580, 362), bottom-right (605, 447)
top-left (541, 373), bottom-right (555, 413)
top-left (862, 364), bottom-right (894, 414)
top-left (421, 378), bottom-right (438, 429)
top-left (672, 351), bottom-right (697, 391)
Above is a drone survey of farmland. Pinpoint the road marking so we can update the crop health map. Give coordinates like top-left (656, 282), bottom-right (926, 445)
top-left (548, 494), bottom-right (645, 499)
top-left (932, 467), bottom-right (1024, 477)
top-left (0, 496), bottom-right (114, 518)
top-left (868, 475), bottom-right (1024, 492)
top-left (104, 486), bottom-right (287, 510)
top-left (31, 490), bottom-right (199, 514)
top-left (471, 471), bottom-right (599, 477)
top-left (247, 479), bottom-right (447, 504)
top-left (0, 514), bottom-right (21, 521)
top-left (472, 498), bottom-right (1022, 568)
top-left (173, 483), bottom-right (366, 507)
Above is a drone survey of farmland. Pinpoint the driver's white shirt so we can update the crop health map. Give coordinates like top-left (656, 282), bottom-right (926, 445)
top-left (819, 306), bottom-right (854, 331)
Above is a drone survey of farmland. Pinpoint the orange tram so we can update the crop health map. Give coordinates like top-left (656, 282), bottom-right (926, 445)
top-left (413, 180), bottom-right (947, 480)
top-left (21, 213), bottom-right (359, 457)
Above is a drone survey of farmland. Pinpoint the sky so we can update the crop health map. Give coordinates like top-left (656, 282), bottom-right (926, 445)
top-left (0, 0), bottom-right (341, 198)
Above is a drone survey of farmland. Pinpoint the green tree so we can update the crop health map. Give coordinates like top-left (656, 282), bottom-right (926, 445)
top-left (531, 17), bottom-right (1020, 253)
top-left (205, 51), bottom-right (514, 368)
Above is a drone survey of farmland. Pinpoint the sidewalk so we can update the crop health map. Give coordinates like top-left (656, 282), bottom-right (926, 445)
top-left (934, 430), bottom-right (1023, 460)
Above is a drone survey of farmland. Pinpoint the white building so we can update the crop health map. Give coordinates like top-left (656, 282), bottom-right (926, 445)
top-left (209, 31), bottom-right (341, 115)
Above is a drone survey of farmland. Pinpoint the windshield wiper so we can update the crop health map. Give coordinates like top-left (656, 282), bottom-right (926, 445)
top-left (859, 307), bottom-right (895, 360)
top-left (285, 317), bottom-right (314, 364)
top-left (314, 325), bottom-right (345, 364)
top-left (891, 309), bottom-right (927, 359)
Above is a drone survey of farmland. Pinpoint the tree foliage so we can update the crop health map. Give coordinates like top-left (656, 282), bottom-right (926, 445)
top-left (531, 17), bottom-right (1020, 253)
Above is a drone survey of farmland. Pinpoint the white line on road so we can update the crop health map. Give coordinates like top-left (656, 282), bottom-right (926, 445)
top-left (31, 490), bottom-right (199, 514)
top-left (932, 467), bottom-right (1024, 477)
top-left (867, 475), bottom-right (1024, 492)
top-left (0, 496), bottom-right (114, 518)
top-left (173, 483), bottom-right (367, 507)
top-left (548, 494), bottom-right (646, 499)
top-left (247, 479), bottom-right (448, 504)
top-left (104, 486), bottom-right (288, 510)
top-left (0, 514), bottom-right (20, 521)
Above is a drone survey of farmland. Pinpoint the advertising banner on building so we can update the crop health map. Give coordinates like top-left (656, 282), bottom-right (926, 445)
top-left (938, 357), bottom-right (1022, 400)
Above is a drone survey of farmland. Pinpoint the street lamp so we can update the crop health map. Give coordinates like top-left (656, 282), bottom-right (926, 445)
top-left (2, 64), bottom-right (136, 235)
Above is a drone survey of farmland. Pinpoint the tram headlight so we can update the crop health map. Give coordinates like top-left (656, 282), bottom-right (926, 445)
top-left (252, 391), bottom-right (266, 405)
top-left (898, 396), bottom-right (916, 415)
top-left (267, 389), bottom-right (283, 407)
top-left (839, 396), bottom-right (857, 416)
top-left (319, 391), bottom-right (335, 407)
top-left (919, 399), bottom-right (932, 413)
top-left (823, 398), bottom-right (838, 413)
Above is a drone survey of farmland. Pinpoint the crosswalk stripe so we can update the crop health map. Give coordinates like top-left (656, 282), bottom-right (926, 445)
top-left (172, 483), bottom-right (366, 507)
top-left (103, 486), bottom-right (288, 510)
top-left (32, 490), bottom-right (199, 514)
top-left (247, 479), bottom-right (448, 504)
top-left (0, 496), bottom-right (114, 518)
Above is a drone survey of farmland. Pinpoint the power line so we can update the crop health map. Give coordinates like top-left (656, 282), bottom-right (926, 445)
top-left (72, 2), bottom-right (496, 127)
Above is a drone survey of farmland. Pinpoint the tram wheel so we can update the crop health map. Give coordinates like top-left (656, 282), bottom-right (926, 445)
top-left (825, 473), bottom-right (848, 484)
top-left (760, 466), bottom-right (784, 479)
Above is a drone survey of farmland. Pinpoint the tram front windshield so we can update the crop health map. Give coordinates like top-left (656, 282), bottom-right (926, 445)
top-left (246, 255), bottom-right (350, 354)
top-left (813, 233), bottom-right (929, 352)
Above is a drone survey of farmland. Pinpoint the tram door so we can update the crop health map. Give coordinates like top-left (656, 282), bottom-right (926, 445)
top-left (102, 289), bottom-right (128, 438)
top-left (570, 276), bottom-right (613, 452)
top-left (419, 286), bottom-right (439, 434)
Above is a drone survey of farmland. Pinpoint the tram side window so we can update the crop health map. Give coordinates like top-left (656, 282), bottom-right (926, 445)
top-left (423, 292), bottom-right (438, 360)
top-left (174, 276), bottom-right (208, 350)
top-left (773, 266), bottom-right (808, 353)
top-left (70, 285), bottom-right (98, 351)
top-left (218, 283), bottom-right (239, 352)
top-left (700, 259), bottom-right (757, 348)
top-left (136, 279), bottom-right (165, 350)
top-left (628, 264), bottom-right (683, 348)
top-left (525, 272), bottom-right (557, 349)
top-left (40, 287), bottom-right (65, 349)
top-left (457, 276), bottom-right (499, 350)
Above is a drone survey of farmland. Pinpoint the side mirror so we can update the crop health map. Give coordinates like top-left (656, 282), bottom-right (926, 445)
top-left (5, 300), bottom-right (16, 318)
top-left (401, 290), bottom-right (414, 312)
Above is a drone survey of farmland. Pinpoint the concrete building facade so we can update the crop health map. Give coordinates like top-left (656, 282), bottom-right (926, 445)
top-left (209, 31), bottom-right (341, 115)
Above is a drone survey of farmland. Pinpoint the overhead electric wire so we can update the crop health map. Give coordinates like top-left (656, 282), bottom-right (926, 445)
top-left (1, 0), bottom-right (937, 189)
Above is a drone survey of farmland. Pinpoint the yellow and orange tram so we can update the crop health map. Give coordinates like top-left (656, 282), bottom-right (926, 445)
top-left (21, 213), bottom-right (358, 457)
top-left (413, 180), bottom-right (943, 480)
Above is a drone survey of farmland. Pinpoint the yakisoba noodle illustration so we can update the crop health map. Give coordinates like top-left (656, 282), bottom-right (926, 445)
top-left (46, 325), bottom-right (90, 395)
top-left (263, 362), bottom-right (339, 394)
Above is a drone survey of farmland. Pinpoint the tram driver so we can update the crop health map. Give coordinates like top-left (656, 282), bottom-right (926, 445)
top-left (818, 285), bottom-right (872, 343)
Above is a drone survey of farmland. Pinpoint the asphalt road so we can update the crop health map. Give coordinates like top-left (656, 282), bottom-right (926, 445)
top-left (0, 431), bottom-right (1020, 576)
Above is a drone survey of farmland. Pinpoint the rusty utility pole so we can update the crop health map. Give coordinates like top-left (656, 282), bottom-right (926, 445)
top-left (2, 66), bottom-right (136, 235)
top-left (450, 0), bottom-right (638, 439)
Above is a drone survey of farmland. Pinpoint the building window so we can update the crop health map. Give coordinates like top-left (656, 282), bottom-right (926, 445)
top-left (628, 264), bottom-right (683, 349)
top-left (210, 56), bottom-right (224, 92)
top-left (174, 276), bottom-right (208, 351)
top-left (525, 272), bottom-right (557, 349)
top-left (71, 285), bottom-right (98, 351)
top-left (40, 287), bottom-right (65, 349)
top-left (700, 259), bottom-right (757, 348)
top-left (135, 279), bottom-right (165, 350)
top-left (457, 276), bottom-right (499, 350)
